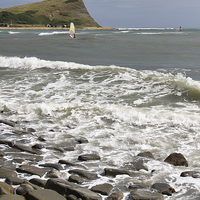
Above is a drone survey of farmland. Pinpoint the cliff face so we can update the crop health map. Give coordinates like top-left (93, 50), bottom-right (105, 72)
top-left (0, 0), bottom-right (100, 27)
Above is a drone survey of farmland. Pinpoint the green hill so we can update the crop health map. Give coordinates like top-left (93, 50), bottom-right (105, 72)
top-left (0, 0), bottom-right (100, 27)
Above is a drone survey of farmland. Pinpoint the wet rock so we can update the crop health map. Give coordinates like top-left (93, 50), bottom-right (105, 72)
top-left (164, 153), bottom-right (188, 167)
top-left (0, 151), bottom-right (5, 157)
top-left (151, 183), bottom-right (175, 196)
top-left (78, 154), bottom-right (101, 161)
top-left (75, 136), bottom-right (89, 144)
top-left (69, 169), bottom-right (98, 180)
top-left (45, 169), bottom-right (67, 179)
top-left (0, 139), bottom-right (14, 147)
top-left (32, 144), bottom-right (45, 149)
top-left (104, 168), bottom-right (131, 177)
top-left (0, 119), bottom-right (16, 127)
top-left (46, 146), bottom-right (65, 153)
top-left (39, 163), bottom-right (63, 171)
top-left (137, 151), bottom-right (154, 159)
top-left (0, 168), bottom-right (17, 178)
top-left (13, 129), bottom-right (32, 135)
top-left (27, 189), bottom-right (66, 200)
top-left (107, 191), bottom-right (124, 200)
top-left (0, 182), bottom-right (14, 194)
top-left (127, 190), bottom-right (164, 200)
top-left (0, 194), bottom-right (25, 200)
top-left (27, 128), bottom-right (36, 132)
top-left (180, 171), bottom-right (200, 178)
top-left (128, 182), bottom-right (150, 190)
top-left (68, 175), bottom-right (84, 184)
top-left (29, 178), bottom-right (47, 187)
top-left (67, 194), bottom-right (79, 200)
top-left (13, 144), bottom-right (42, 155)
top-left (38, 135), bottom-right (46, 142)
top-left (16, 165), bottom-right (46, 177)
top-left (91, 183), bottom-right (113, 195)
top-left (58, 160), bottom-right (87, 169)
top-left (5, 177), bottom-right (25, 185)
top-left (0, 158), bottom-right (5, 166)
top-left (45, 178), bottom-right (102, 200)
top-left (16, 183), bottom-right (34, 195)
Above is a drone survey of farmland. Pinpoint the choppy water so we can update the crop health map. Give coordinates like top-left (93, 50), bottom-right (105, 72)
top-left (1, 28), bottom-right (200, 199)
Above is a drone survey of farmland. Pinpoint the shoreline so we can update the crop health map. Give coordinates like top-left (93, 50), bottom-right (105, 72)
top-left (0, 26), bottom-right (116, 30)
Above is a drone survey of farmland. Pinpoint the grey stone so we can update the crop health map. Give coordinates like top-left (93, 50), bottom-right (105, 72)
top-left (68, 175), bottom-right (84, 184)
top-left (16, 165), bottom-right (46, 177)
top-left (16, 183), bottom-right (34, 195)
top-left (78, 154), bottom-right (101, 161)
top-left (104, 168), bottom-right (131, 177)
top-left (164, 153), bottom-right (188, 167)
top-left (91, 183), bottom-right (113, 195)
top-left (39, 163), bottom-right (63, 171)
top-left (69, 169), bottom-right (98, 180)
top-left (128, 190), bottom-right (164, 200)
top-left (0, 194), bottom-right (25, 200)
top-left (107, 191), bottom-right (124, 200)
top-left (0, 168), bottom-right (17, 178)
top-left (5, 177), bottom-right (25, 185)
top-left (29, 178), bottom-right (47, 187)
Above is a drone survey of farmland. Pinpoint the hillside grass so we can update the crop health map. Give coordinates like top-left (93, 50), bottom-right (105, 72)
top-left (0, 0), bottom-right (100, 27)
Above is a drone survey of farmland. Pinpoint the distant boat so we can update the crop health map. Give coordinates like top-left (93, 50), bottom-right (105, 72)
top-left (69, 22), bottom-right (76, 38)
top-left (179, 26), bottom-right (182, 31)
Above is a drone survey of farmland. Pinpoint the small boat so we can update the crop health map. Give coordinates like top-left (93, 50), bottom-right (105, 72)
top-left (69, 22), bottom-right (76, 38)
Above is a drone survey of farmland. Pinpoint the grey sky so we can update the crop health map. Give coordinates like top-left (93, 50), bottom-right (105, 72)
top-left (1, 0), bottom-right (200, 28)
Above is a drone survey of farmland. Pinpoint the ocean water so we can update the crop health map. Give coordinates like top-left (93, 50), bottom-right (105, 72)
top-left (1, 28), bottom-right (200, 199)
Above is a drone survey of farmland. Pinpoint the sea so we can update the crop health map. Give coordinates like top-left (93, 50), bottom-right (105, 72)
top-left (1, 27), bottom-right (200, 199)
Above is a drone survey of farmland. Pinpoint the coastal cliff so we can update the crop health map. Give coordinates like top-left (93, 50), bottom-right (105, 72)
top-left (0, 0), bottom-right (100, 28)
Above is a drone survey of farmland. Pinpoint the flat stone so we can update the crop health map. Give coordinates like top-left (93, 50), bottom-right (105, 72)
top-left (0, 119), bottom-right (16, 127)
top-left (27, 189), bottom-right (66, 200)
top-left (137, 151), bottom-right (154, 159)
top-left (39, 163), bottom-right (63, 171)
top-left (13, 129), bottom-right (32, 135)
top-left (0, 168), bottom-right (17, 178)
top-left (5, 177), bottom-right (25, 185)
top-left (151, 183), bottom-right (175, 196)
top-left (78, 154), bottom-right (101, 161)
top-left (16, 165), bottom-right (46, 177)
top-left (0, 194), bottom-right (25, 200)
top-left (45, 169), bottom-right (67, 179)
top-left (68, 175), bottom-right (84, 184)
top-left (13, 144), bottom-right (42, 155)
top-left (29, 178), bottom-right (47, 187)
top-left (58, 160), bottom-right (86, 169)
top-left (68, 169), bottom-right (98, 180)
top-left (180, 171), bottom-right (200, 178)
top-left (91, 183), bottom-right (113, 195)
top-left (16, 183), bottom-right (34, 195)
top-left (128, 190), bottom-right (164, 200)
top-left (0, 140), bottom-right (14, 147)
top-left (104, 168), bottom-right (131, 177)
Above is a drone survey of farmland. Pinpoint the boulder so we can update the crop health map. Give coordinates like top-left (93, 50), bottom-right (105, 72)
top-left (45, 178), bottom-right (102, 200)
top-left (107, 191), bottom-right (124, 200)
top-left (45, 169), bottom-right (67, 179)
top-left (0, 119), bottom-right (16, 127)
top-left (16, 165), bottom-right (46, 177)
top-left (75, 136), bottom-right (89, 144)
top-left (78, 154), bottom-right (101, 161)
top-left (164, 153), bottom-right (188, 167)
top-left (0, 168), bottom-right (17, 178)
top-left (16, 183), bottom-right (34, 195)
top-left (180, 171), bottom-right (200, 178)
top-left (104, 168), bottom-right (131, 177)
top-left (58, 160), bottom-right (86, 169)
top-left (29, 178), bottom-right (47, 187)
top-left (0, 182), bottom-right (14, 195)
top-left (0, 194), bottom-right (25, 200)
top-left (13, 144), bottom-right (42, 155)
top-left (68, 175), bottom-right (84, 184)
top-left (0, 140), bottom-right (14, 147)
top-left (127, 190), bottom-right (164, 200)
top-left (137, 152), bottom-right (154, 159)
top-left (68, 169), bottom-right (98, 180)
top-left (91, 183), bottom-right (113, 195)
top-left (151, 183), bottom-right (175, 196)
top-left (27, 189), bottom-right (66, 200)
top-left (39, 163), bottom-right (63, 171)
top-left (32, 144), bottom-right (45, 149)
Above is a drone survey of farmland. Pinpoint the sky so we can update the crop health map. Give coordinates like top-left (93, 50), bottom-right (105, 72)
top-left (1, 0), bottom-right (200, 28)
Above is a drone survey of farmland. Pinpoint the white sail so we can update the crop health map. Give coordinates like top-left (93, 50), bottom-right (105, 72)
top-left (69, 22), bottom-right (75, 38)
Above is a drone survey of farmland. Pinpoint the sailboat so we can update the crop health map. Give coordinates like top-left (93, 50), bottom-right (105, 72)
top-left (69, 22), bottom-right (76, 38)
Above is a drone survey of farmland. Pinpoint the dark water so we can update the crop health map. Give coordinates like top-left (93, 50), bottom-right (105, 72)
top-left (1, 28), bottom-right (200, 199)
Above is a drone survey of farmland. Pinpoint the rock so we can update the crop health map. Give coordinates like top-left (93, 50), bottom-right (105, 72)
top-left (67, 194), bottom-right (79, 200)
top-left (68, 169), bottom-right (98, 180)
top-left (180, 171), bottom-right (200, 178)
top-left (13, 129), bottom-right (32, 135)
top-left (29, 178), bottom-right (47, 187)
top-left (58, 160), bottom-right (86, 169)
top-left (27, 128), bottom-right (36, 132)
top-left (38, 135), bottom-right (46, 142)
top-left (151, 183), bottom-right (175, 196)
top-left (32, 144), bottom-right (45, 149)
top-left (13, 144), bottom-right (42, 155)
top-left (0, 168), bottom-right (17, 178)
top-left (104, 168), bottom-right (131, 177)
top-left (91, 183), bottom-right (113, 195)
top-left (45, 178), bottom-right (102, 200)
top-left (68, 175), bottom-right (84, 184)
top-left (0, 119), bottom-right (16, 127)
top-left (78, 154), bottom-right (101, 161)
top-left (39, 163), bottom-right (63, 171)
top-left (0, 194), bottom-right (25, 200)
top-left (0, 182), bottom-right (14, 195)
top-left (16, 183), bottom-right (34, 195)
top-left (46, 146), bottom-right (65, 153)
top-left (137, 152), bottom-right (154, 159)
top-left (128, 182), bottom-right (150, 190)
top-left (75, 136), bottom-right (89, 144)
top-left (128, 190), bottom-right (164, 200)
top-left (164, 153), bottom-right (188, 167)
top-left (0, 140), bottom-right (14, 147)
top-left (16, 165), bottom-right (46, 177)
top-left (0, 151), bottom-right (5, 157)
top-left (27, 189), bottom-right (66, 200)
top-left (5, 177), bottom-right (25, 185)
top-left (107, 191), bottom-right (124, 200)
top-left (45, 169), bottom-right (67, 179)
